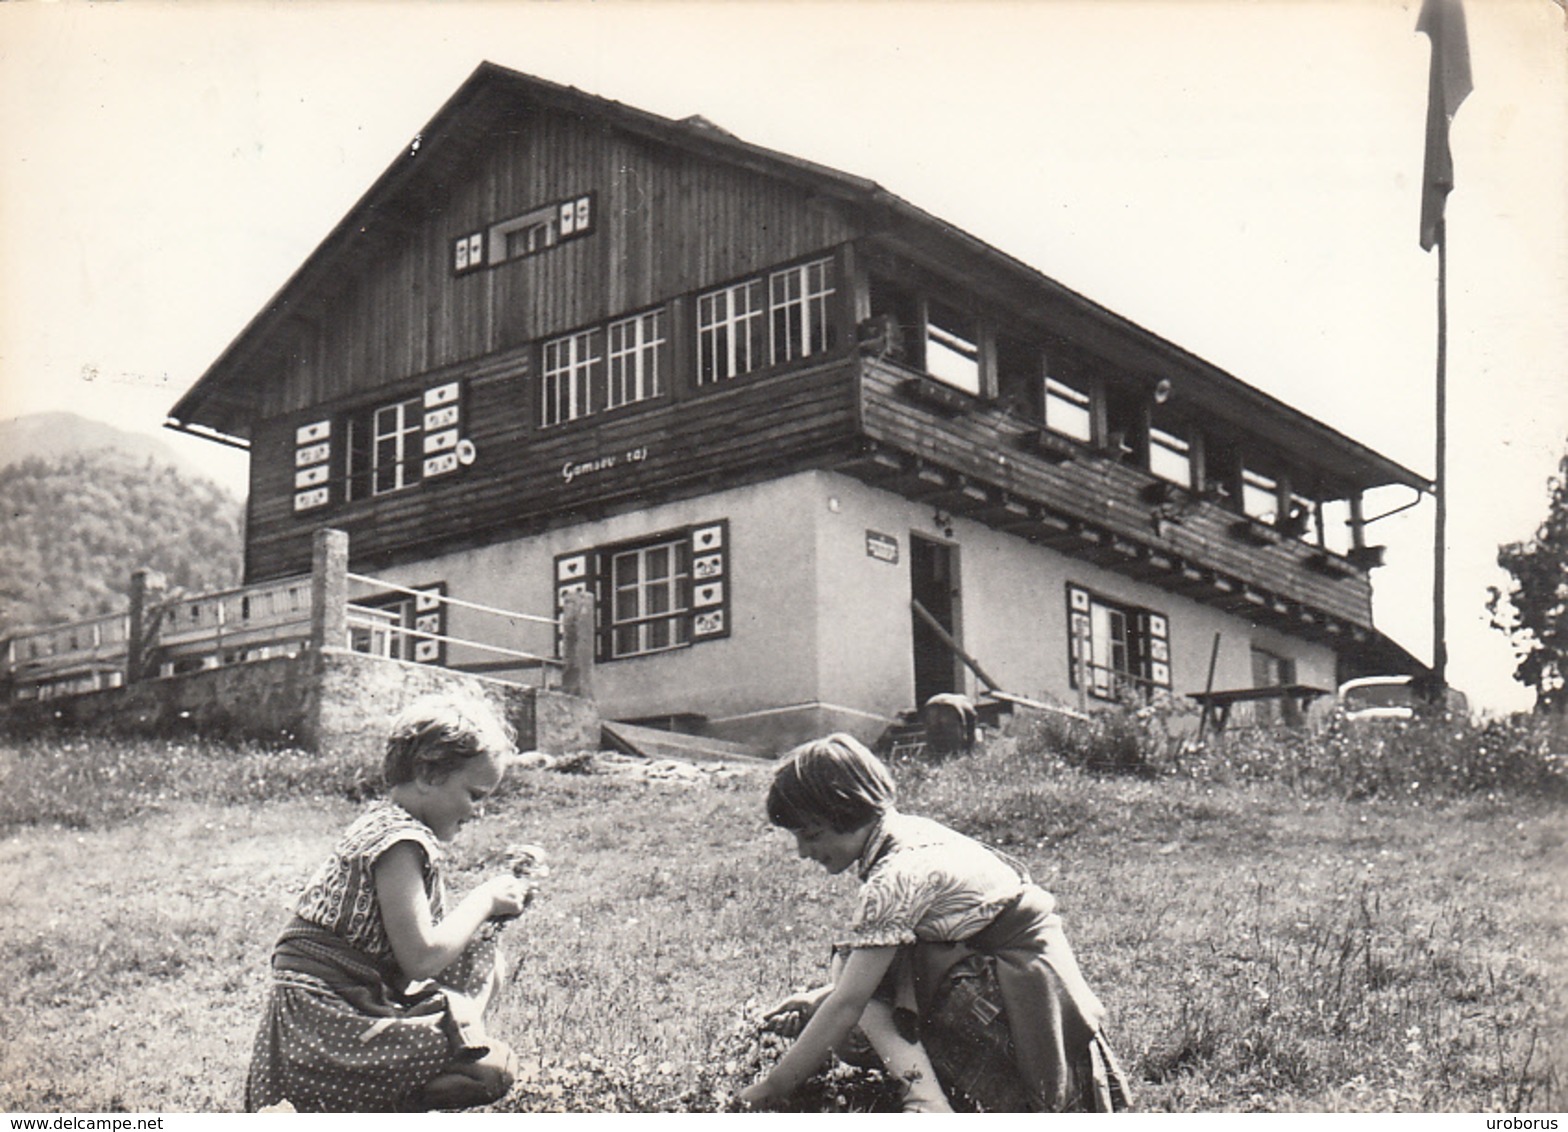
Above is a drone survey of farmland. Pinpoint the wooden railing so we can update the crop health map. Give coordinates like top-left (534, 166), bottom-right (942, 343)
top-left (4, 611), bottom-right (131, 701)
top-left (2, 529), bottom-right (591, 702)
top-left (154, 575), bottom-right (315, 673)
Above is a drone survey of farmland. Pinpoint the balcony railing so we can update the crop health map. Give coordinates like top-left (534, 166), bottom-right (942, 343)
top-left (2, 529), bottom-right (592, 702)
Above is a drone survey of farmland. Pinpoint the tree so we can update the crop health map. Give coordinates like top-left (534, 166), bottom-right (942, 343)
top-left (1487, 441), bottom-right (1568, 714)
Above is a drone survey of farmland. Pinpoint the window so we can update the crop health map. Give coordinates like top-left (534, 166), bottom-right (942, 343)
top-left (372, 399), bottom-right (424, 495)
top-left (606, 310), bottom-right (667, 409)
top-left (698, 258), bottom-right (837, 384)
top-left (1066, 584), bottom-right (1171, 701)
top-left (1044, 376), bottom-right (1094, 443)
top-left (769, 258), bottom-right (835, 363)
top-left (1241, 467), bottom-right (1279, 522)
top-left (542, 330), bottom-right (603, 426)
top-left (332, 382), bottom-right (463, 506)
top-left (698, 280), bottom-right (766, 383)
top-left (924, 301), bottom-right (980, 395)
top-left (1250, 647), bottom-right (1299, 725)
top-left (453, 193), bottom-right (595, 274)
top-left (555, 521), bottom-right (731, 662)
top-left (349, 584), bottom-right (447, 665)
top-left (1149, 419), bottom-right (1193, 488)
top-left (1320, 498), bottom-right (1354, 555)
top-left (610, 538), bottom-right (692, 657)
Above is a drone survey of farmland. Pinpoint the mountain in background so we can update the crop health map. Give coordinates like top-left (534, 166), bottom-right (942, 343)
top-left (0, 411), bottom-right (230, 482)
top-left (0, 412), bottom-right (244, 637)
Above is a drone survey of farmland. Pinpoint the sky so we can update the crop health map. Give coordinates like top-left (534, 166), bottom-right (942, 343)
top-left (1, 0), bottom-right (1564, 715)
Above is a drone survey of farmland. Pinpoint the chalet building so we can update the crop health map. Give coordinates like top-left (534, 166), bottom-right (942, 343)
top-left (167, 63), bottom-right (1427, 752)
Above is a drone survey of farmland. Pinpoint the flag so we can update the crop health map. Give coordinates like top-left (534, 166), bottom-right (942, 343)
top-left (1417, 0), bottom-right (1472, 251)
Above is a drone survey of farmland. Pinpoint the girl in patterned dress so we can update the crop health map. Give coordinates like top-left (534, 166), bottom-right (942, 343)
top-left (244, 694), bottom-right (536, 1112)
top-left (737, 733), bottom-right (1129, 1113)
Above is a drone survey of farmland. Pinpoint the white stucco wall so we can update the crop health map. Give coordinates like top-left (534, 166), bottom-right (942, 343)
top-left (361, 468), bottom-right (1339, 751)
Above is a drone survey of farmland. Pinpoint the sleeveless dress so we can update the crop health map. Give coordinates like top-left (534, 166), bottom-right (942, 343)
top-left (243, 800), bottom-right (503, 1112)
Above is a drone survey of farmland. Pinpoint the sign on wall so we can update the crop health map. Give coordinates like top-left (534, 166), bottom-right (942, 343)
top-left (865, 530), bottom-right (900, 564)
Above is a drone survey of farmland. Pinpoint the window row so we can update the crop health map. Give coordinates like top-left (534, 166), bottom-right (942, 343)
top-left (866, 272), bottom-right (1348, 551)
top-left (537, 257), bottom-right (838, 426)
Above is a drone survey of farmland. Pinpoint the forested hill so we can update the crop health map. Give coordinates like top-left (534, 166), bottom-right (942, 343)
top-left (0, 423), bottom-right (244, 637)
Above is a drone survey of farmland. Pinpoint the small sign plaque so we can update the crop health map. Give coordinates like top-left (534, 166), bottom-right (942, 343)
top-left (865, 530), bottom-right (899, 564)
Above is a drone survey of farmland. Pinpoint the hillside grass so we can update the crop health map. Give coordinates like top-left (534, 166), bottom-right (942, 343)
top-left (0, 717), bottom-right (1563, 1112)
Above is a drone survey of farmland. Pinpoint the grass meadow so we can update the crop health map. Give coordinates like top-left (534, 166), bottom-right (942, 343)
top-left (0, 711), bottom-right (1563, 1113)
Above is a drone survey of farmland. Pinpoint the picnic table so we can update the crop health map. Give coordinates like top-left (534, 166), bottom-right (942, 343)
top-left (1187, 683), bottom-right (1333, 736)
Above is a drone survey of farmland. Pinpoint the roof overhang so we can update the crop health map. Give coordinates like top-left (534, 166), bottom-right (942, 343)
top-left (167, 61), bottom-right (1430, 500)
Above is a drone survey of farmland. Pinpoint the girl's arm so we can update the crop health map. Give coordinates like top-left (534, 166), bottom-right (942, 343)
top-left (374, 841), bottom-right (529, 982)
top-left (739, 946), bottom-right (898, 1108)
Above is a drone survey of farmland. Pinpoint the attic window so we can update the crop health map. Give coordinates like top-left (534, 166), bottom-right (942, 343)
top-left (452, 192), bottom-right (595, 274)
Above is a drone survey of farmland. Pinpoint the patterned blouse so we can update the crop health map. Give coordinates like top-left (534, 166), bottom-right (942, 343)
top-left (839, 810), bottom-right (1027, 950)
top-left (293, 800), bottom-right (446, 963)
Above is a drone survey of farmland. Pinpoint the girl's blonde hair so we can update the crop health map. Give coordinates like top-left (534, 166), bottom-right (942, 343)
top-left (382, 694), bottom-right (516, 787)
top-left (766, 733), bottom-right (896, 833)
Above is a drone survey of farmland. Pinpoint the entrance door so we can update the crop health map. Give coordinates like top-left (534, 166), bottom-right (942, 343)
top-left (910, 535), bottom-right (961, 707)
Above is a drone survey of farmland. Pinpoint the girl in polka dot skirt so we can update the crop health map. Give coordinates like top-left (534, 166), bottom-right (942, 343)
top-left (244, 694), bottom-right (536, 1112)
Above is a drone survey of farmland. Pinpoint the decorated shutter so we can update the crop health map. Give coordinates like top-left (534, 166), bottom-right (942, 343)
top-left (293, 419), bottom-right (333, 512)
top-left (410, 584), bottom-right (447, 665)
top-left (421, 382), bottom-right (463, 480)
top-left (1143, 611), bottom-right (1171, 690)
top-left (689, 520), bottom-right (730, 642)
top-left (553, 549), bottom-right (597, 659)
top-left (1066, 584), bottom-right (1092, 691)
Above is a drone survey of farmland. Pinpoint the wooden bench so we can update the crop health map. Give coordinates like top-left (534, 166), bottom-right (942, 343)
top-left (1187, 683), bottom-right (1333, 736)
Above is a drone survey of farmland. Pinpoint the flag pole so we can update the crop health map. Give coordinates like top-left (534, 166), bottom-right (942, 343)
top-left (1416, 0), bottom-right (1469, 702)
top-left (1433, 218), bottom-right (1448, 696)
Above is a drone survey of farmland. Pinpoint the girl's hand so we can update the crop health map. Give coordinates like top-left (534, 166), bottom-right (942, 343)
top-left (479, 874), bottom-right (536, 920)
top-left (735, 1082), bottom-right (779, 1111)
top-left (761, 985), bottom-right (830, 1038)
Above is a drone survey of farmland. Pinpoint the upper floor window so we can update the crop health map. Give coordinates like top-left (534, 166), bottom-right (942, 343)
top-left (698, 280), bottom-right (766, 383)
top-left (542, 330), bottom-right (603, 427)
top-left (698, 257), bottom-right (837, 384)
top-left (769, 258), bottom-right (835, 363)
top-left (540, 307), bottom-right (668, 427)
top-left (1149, 418), bottom-right (1194, 489)
top-left (1044, 376), bottom-right (1094, 443)
top-left (302, 381), bottom-right (462, 512)
top-left (1241, 467), bottom-right (1279, 523)
top-left (923, 301), bottom-right (980, 395)
top-left (606, 309), bottom-right (668, 409)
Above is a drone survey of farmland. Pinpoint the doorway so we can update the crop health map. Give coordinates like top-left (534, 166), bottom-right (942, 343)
top-left (910, 534), bottom-right (962, 707)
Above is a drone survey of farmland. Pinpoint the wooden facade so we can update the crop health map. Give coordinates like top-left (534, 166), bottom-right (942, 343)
top-left (169, 63), bottom-right (1428, 742)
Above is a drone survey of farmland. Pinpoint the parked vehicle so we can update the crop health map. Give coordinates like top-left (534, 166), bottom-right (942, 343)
top-left (1336, 675), bottom-right (1468, 723)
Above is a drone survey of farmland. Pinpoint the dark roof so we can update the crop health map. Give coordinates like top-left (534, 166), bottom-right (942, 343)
top-left (167, 61), bottom-right (1428, 495)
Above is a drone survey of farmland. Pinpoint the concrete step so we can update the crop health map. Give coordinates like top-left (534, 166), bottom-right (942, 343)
top-left (601, 720), bottom-right (773, 765)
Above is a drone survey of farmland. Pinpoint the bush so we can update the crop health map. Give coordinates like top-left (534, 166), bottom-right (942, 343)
top-left (1008, 704), bottom-right (1568, 803)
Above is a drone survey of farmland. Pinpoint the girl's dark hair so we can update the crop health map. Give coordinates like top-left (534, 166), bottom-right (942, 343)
top-left (767, 733), bottom-right (896, 833)
top-left (383, 694), bottom-right (516, 787)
